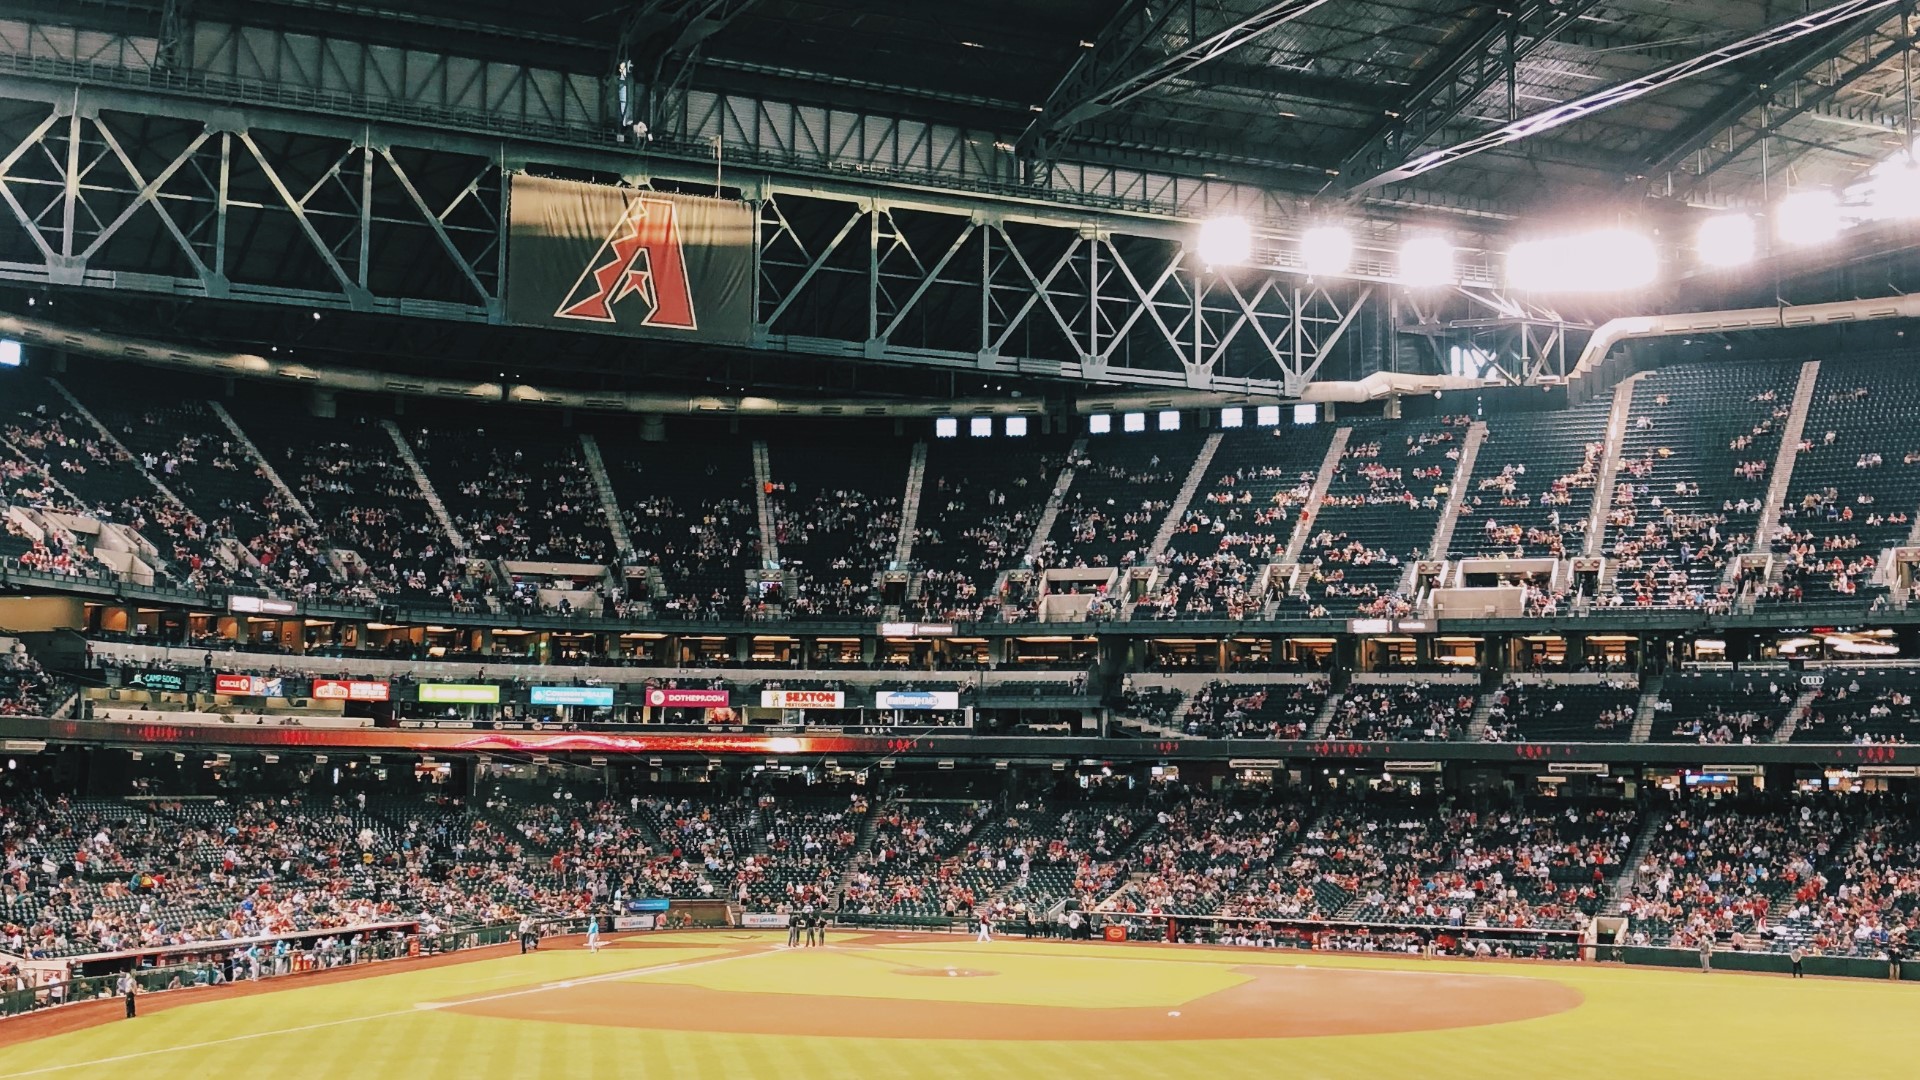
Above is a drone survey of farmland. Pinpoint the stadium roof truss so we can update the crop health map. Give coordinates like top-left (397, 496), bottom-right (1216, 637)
top-left (0, 19), bottom-right (1475, 396)
top-left (3, 1), bottom-right (1919, 391)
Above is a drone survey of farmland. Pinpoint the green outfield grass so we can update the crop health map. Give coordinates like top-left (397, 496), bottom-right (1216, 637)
top-left (3, 932), bottom-right (1917, 1080)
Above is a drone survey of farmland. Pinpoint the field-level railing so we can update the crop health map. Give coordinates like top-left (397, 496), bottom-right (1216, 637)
top-left (0, 916), bottom-right (578, 1020)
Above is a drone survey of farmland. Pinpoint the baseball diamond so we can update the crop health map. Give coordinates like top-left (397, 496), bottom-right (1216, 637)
top-left (3, 930), bottom-right (1916, 1079)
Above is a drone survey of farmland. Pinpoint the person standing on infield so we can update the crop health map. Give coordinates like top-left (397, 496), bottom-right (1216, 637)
top-left (585, 915), bottom-right (601, 951)
top-left (976, 913), bottom-right (992, 943)
top-left (786, 913), bottom-right (802, 948)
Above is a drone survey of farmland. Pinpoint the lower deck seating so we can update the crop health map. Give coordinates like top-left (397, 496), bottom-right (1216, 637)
top-left (1483, 681), bottom-right (1638, 742)
top-left (1652, 673), bottom-right (1797, 744)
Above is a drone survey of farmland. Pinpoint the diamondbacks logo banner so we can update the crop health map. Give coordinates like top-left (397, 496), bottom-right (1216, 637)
top-left (505, 174), bottom-right (753, 344)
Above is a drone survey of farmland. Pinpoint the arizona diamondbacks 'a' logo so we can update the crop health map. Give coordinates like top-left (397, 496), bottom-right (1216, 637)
top-left (554, 195), bottom-right (698, 330)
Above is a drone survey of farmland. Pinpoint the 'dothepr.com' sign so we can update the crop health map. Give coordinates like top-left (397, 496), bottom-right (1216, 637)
top-left (505, 174), bottom-right (752, 344)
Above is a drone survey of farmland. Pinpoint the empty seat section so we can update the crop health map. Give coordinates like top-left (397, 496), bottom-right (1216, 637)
top-left (1038, 431), bottom-right (1205, 569)
top-left (1453, 398), bottom-right (1610, 560)
top-left (599, 426), bottom-right (756, 619)
top-left (1770, 360), bottom-right (1920, 602)
top-left (1303, 418), bottom-right (1464, 614)
top-left (910, 435), bottom-right (1071, 620)
top-left (766, 428), bottom-right (910, 617)
top-left (1605, 361), bottom-right (1796, 607)
top-left (1143, 425), bottom-right (1333, 618)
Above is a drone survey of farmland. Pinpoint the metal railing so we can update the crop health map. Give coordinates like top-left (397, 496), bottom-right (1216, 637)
top-left (0, 917), bottom-right (575, 1021)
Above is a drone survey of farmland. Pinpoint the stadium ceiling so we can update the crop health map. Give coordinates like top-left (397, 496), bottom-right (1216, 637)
top-left (5, 0), bottom-right (1920, 398)
top-left (85, 0), bottom-right (1919, 218)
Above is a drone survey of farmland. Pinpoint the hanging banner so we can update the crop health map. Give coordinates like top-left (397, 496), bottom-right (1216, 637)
top-left (760, 690), bottom-right (846, 709)
top-left (874, 691), bottom-right (961, 710)
top-left (311, 679), bottom-right (391, 703)
top-left (646, 688), bottom-right (731, 708)
top-left (419, 684), bottom-right (502, 705)
top-left (505, 174), bottom-right (752, 344)
top-left (530, 686), bottom-right (615, 707)
top-left (215, 674), bottom-right (284, 697)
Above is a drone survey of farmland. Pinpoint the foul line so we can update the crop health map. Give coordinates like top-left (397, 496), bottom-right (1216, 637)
top-left (5, 948), bottom-right (770, 1077)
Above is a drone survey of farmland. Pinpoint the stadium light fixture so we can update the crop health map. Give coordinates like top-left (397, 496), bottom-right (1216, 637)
top-left (1005, 416), bottom-right (1028, 437)
top-left (969, 417), bottom-right (992, 437)
top-left (1088, 413), bottom-right (1112, 434)
top-left (1695, 215), bottom-right (1756, 268)
top-left (934, 417), bottom-right (958, 438)
top-left (1859, 151), bottom-right (1920, 221)
top-left (1195, 216), bottom-right (1252, 268)
top-left (1123, 412), bottom-right (1147, 433)
top-left (1507, 228), bottom-right (1657, 292)
top-left (1158, 410), bottom-right (1181, 431)
top-left (1300, 225), bottom-right (1353, 277)
top-left (1255, 405), bottom-right (1281, 426)
top-left (1775, 189), bottom-right (1842, 246)
top-left (1396, 234), bottom-right (1454, 287)
top-left (1219, 407), bottom-right (1244, 428)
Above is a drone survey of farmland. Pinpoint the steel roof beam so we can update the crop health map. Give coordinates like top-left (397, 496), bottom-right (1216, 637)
top-left (617, 0), bottom-right (762, 130)
top-left (1335, 0), bottom-right (1606, 197)
top-left (1016, 0), bottom-right (1334, 168)
top-left (1341, 0), bottom-right (1902, 197)
top-left (1635, 10), bottom-right (1903, 182)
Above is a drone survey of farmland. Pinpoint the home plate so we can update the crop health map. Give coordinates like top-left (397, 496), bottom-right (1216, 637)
top-left (1168, 1011), bottom-right (1181, 1018)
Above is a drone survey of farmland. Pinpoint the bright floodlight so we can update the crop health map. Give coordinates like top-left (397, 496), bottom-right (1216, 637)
top-left (1219, 406), bottom-right (1244, 428)
top-left (1507, 228), bottom-right (1657, 292)
top-left (1300, 225), bottom-right (1353, 276)
top-left (1861, 152), bottom-right (1920, 221)
top-left (1397, 234), bottom-right (1454, 287)
top-left (1196, 216), bottom-right (1252, 267)
top-left (1696, 215), bottom-right (1756, 268)
top-left (1775, 189), bottom-right (1842, 246)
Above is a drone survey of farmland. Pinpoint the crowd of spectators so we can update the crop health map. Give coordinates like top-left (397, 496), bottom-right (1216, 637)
top-left (1325, 683), bottom-right (1474, 742)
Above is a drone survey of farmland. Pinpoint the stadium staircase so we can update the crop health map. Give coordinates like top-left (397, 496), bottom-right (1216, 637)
top-left (1772, 686), bottom-right (1821, 743)
top-left (577, 433), bottom-right (636, 562)
top-left (1020, 436), bottom-right (1087, 567)
top-left (1750, 359), bottom-right (1821, 556)
top-left (1122, 431), bottom-right (1224, 619)
top-left (1145, 430), bottom-right (1224, 566)
top-left (381, 419), bottom-right (468, 553)
top-left (48, 378), bottom-right (262, 584)
top-left (830, 809), bottom-right (885, 911)
top-left (1463, 689), bottom-right (1497, 741)
top-left (1283, 426), bottom-right (1352, 563)
top-left (893, 441), bottom-right (929, 567)
top-left (1307, 690), bottom-right (1344, 738)
top-left (1584, 372), bottom-right (1649, 557)
top-left (1629, 676), bottom-right (1662, 743)
top-left (1607, 806), bottom-right (1669, 908)
top-left (208, 400), bottom-right (319, 528)
top-left (1427, 421), bottom-right (1487, 559)
top-left (751, 439), bottom-right (780, 567)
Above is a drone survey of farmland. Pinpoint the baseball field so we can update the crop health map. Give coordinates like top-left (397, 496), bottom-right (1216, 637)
top-left (1, 930), bottom-right (1915, 1078)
